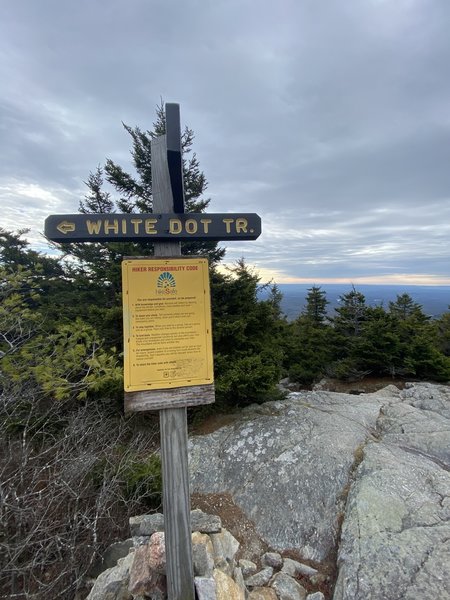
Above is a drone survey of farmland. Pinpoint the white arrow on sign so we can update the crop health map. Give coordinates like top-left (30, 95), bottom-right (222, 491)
top-left (56, 221), bottom-right (76, 234)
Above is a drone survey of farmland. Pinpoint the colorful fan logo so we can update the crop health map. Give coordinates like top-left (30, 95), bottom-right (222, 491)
top-left (156, 271), bottom-right (177, 294)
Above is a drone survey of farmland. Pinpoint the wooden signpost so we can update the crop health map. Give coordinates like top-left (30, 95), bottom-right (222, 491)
top-left (45, 103), bottom-right (261, 600)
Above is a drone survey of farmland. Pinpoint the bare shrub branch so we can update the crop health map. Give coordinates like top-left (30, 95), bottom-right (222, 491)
top-left (0, 387), bottom-right (160, 599)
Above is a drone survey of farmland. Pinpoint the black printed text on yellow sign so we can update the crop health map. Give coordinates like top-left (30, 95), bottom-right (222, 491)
top-left (122, 258), bottom-right (214, 392)
top-left (45, 213), bottom-right (261, 242)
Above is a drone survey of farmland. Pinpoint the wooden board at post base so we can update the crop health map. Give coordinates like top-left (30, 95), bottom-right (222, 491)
top-left (122, 257), bottom-right (215, 412)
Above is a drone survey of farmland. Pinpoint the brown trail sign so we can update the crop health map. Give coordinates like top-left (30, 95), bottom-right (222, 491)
top-left (45, 212), bottom-right (261, 242)
top-left (45, 103), bottom-right (261, 600)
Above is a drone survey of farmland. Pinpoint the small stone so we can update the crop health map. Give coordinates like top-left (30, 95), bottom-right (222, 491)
top-left (248, 588), bottom-right (278, 599)
top-left (192, 532), bottom-right (215, 577)
top-left (309, 573), bottom-right (327, 586)
top-left (195, 576), bottom-right (217, 600)
top-left (128, 544), bottom-right (166, 597)
top-left (215, 558), bottom-right (231, 576)
top-left (129, 513), bottom-right (164, 537)
top-left (210, 530), bottom-right (240, 575)
top-left (282, 557), bottom-right (318, 578)
top-left (127, 546), bottom-right (149, 595)
top-left (89, 539), bottom-right (134, 578)
top-left (245, 567), bottom-right (274, 588)
top-left (239, 559), bottom-right (258, 577)
top-left (306, 593), bottom-right (325, 600)
top-left (233, 567), bottom-right (247, 596)
top-left (270, 572), bottom-right (307, 600)
top-left (261, 552), bottom-right (283, 569)
top-left (130, 510), bottom-right (221, 537)
top-left (132, 536), bottom-right (150, 547)
top-left (146, 584), bottom-right (165, 600)
top-left (214, 568), bottom-right (245, 600)
top-left (148, 531), bottom-right (166, 573)
top-left (191, 509), bottom-right (222, 533)
top-left (87, 552), bottom-right (134, 600)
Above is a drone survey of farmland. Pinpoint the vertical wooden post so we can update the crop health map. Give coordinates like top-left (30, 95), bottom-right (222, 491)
top-left (151, 132), bottom-right (195, 600)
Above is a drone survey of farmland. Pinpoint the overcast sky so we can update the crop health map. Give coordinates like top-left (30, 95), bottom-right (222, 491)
top-left (1, 0), bottom-right (450, 284)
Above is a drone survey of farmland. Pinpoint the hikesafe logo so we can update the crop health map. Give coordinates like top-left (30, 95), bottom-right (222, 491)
top-left (156, 271), bottom-right (177, 295)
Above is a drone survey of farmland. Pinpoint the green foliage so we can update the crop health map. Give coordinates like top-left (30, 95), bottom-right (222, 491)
top-left (47, 102), bottom-right (226, 355)
top-left (354, 307), bottom-right (401, 375)
top-left (333, 287), bottom-right (367, 338)
top-left (389, 293), bottom-right (428, 322)
top-left (302, 285), bottom-right (329, 325)
top-left (91, 447), bottom-right (162, 510)
top-left (386, 295), bottom-right (450, 380)
top-left (0, 264), bottom-right (41, 358)
top-left (121, 453), bottom-right (162, 510)
top-left (80, 166), bottom-right (114, 213)
top-left (436, 308), bottom-right (450, 356)
top-left (59, 102), bottom-right (224, 296)
top-left (286, 286), bottom-right (334, 383)
top-left (287, 288), bottom-right (450, 383)
top-left (1, 277), bottom-right (122, 402)
top-left (287, 316), bottom-right (336, 384)
top-left (211, 260), bottom-right (284, 405)
top-left (0, 228), bottom-right (94, 331)
top-left (1, 98), bottom-right (289, 413)
top-left (30, 320), bottom-right (121, 400)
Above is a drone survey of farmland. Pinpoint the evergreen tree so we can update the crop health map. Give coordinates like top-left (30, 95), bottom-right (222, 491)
top-left (287, 316), bottom-right (336, 384)
top-left (58, 101), bottom-right (224, 280)
top-left (0, 229), bottom-right (80, 327)
top-left (79, 166), bottom-right (114, 213)
top-left (388, 296), bottom-right (450, 380)
top-left (329, 287), bottom-right (371, 380)
top-left (52, 102), bottom-right (225, 347)
top-left (302, 285), bottom-right (329, 325)
top-left (211, 260), bottom-right (284, 405)
top-left (286, 287), bottom-right (335, 384)
top-left (356, 306), bottom-right (402, 376)
top-left (101, 103), bottom-right (210, 215)
top-left (436, 308), bottom-right (450, 356)
top-left (333, 286), bottom-right (367, 337)
top-left (389, 293), bottom-right (428, 322)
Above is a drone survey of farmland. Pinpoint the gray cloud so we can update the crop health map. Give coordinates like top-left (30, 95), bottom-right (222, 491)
top-left (1, 0), bottom-right (449, 282)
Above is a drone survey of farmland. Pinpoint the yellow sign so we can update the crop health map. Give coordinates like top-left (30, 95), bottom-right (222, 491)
top-left (122, 258), bottom-right (214, 392)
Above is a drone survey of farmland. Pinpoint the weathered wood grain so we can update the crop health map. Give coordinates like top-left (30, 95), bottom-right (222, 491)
top-left (150, 115), bottom-right (195, 600)
top-left (124, 383), bottom-right (215, 412)
top-left (160, 407), bottom-right (194, 600)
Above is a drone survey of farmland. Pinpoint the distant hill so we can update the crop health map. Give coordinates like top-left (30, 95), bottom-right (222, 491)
top-left (260, 284), bottom-right (450, 320)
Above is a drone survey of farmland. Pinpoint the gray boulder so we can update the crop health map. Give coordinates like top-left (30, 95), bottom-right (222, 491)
top-left (333, 441), bottom-right (450, 600)
top-left (86, 552), bottom-right (134, 600)
top-left (270, 572), bottom-right (307, 600)
top-left (245, 567), bottom-right (274, 587)
top-left (377, 382), bottom-right (450, 466)
top-left (85, 382), bottom-right (449, 600)
top-left (333, 383), bottom-right (450, 599)
top-left (129, 509), bottom-right (221, 537)
top-left (281, 557), bottom-right (318, 578)
top-left (401, 382), bottom-right (450, 419)
top-left (190, 389), bottom-right (390, 562)
top-left (89, 539), bottom-right (134, 578)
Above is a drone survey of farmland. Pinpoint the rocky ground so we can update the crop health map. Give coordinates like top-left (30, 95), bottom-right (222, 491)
top-left (190, 381), bottom-right (450, 599)
top-left (85, 381), bottom-right (450, 599)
